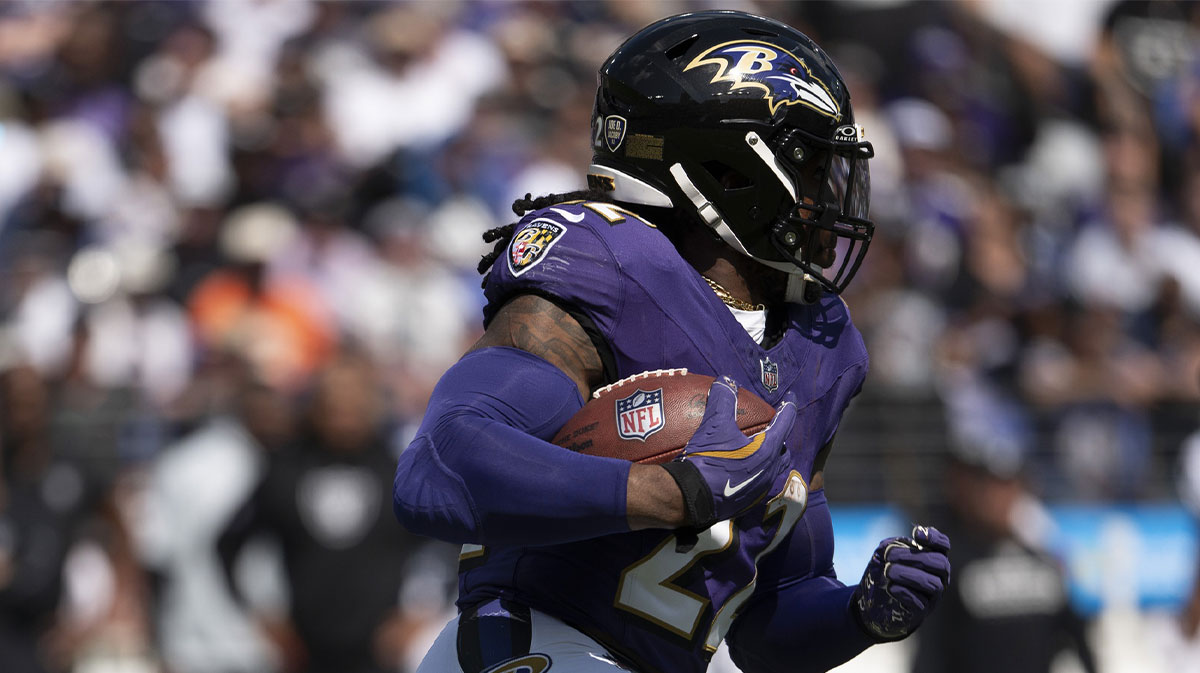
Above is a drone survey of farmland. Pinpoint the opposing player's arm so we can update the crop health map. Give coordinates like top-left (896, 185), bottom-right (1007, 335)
top-left (392, 293), bottom-right (686, 546)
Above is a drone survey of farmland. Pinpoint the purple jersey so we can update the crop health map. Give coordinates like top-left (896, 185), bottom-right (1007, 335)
top-left (462, 201), bottom-right (868, 673)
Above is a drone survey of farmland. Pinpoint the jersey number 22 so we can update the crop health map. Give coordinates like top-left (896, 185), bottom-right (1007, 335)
top-left (615, 471), bottom-right (809, 652)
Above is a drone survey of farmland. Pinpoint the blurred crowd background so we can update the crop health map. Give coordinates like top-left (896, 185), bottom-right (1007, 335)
top-left (0, 1), bottom-right (1197, 673)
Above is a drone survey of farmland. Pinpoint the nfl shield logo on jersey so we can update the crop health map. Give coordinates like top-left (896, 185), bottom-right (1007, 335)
top-left (760, 358), bottom-right (779, 392)
top-left (615, 388), bottom-right (665, 441)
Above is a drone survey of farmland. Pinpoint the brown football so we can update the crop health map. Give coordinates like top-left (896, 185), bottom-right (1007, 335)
top-left (551, 369), bottom-right (776, 465)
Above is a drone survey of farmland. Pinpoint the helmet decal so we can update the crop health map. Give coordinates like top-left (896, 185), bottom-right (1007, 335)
top-left (603, 115), bottom-right (628, 152)
top-left (684, 40), bottom-right (841, 119)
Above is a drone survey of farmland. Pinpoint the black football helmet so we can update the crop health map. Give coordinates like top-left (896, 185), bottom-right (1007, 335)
top-left (589, 10), bottom-right (873, 301)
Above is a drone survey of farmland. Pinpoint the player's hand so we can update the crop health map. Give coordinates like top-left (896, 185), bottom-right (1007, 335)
top-left (853, 525), bottom-right (951, 641)
top-left (663, 377), bottom-right (796, 531)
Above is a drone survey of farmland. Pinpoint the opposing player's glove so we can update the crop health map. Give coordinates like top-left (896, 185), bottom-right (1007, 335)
top-left (852, 525), bottom-right (951, 641)
top-left (663, 377), bottom-right (796, 532)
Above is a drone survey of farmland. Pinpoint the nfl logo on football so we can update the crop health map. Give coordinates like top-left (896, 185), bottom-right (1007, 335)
top-left (615, 389), bottom-right (665, 441)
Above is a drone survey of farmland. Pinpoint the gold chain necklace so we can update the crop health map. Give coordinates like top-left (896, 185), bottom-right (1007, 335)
top-left (701, 276), bottom-right (765, 312)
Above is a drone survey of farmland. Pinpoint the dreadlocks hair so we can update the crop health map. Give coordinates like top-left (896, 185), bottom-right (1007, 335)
top-left (477, 188), bottom-right (616, 287)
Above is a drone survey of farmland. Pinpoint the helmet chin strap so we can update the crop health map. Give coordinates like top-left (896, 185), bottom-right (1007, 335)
top-left (590, 158), bottom-right (817, 304)
top-left (668, 162), bottom-right (813, 304)
top-left (743, 131), bottom-right (797, 202)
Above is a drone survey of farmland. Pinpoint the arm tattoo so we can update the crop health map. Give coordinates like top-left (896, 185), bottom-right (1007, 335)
top-left (469, 294), bottom-right (604, 399)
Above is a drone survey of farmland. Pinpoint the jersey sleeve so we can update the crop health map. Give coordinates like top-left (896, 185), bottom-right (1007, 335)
top-left (726, 571), bottom-right (872, 673)
top-left (483, 204), bottom-right (627, 339)
top-left (393, 347), bottom-right (634, 546)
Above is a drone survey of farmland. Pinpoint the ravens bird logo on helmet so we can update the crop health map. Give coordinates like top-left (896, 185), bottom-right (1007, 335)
top-left (684, 40), bottom-right (842, 120)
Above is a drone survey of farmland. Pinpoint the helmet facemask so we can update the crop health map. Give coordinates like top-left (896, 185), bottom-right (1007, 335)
top-left (651, 121), bottom-right (874, 302)
top-left (766, 122), bottom-right (874, 296)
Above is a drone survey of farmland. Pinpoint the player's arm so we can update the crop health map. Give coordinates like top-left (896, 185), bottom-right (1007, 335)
top-left (470, 294), bottom-right (687, 531)
top-left (727, 493), bottom-right (951, 673)
top-left (392, 294), bottom-right (687, 546)
top-left (393, 293), bottom-right (795, 546)
top-left (728, 573), bottom-right (871, 673)
top-left (726, 492), bottom-right (869, 673)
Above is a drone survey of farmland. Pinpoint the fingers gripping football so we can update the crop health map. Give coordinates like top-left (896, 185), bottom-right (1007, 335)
top-left (662, 377), bottom-right (797, 530)
top-left (853, 525), bottom-right (951, 641)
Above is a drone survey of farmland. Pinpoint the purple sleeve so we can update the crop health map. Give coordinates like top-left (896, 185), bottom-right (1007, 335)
top-left (726, 493), bottom-right (875, 672)
top-left (727, 576), bottom-right (873, 673)
top-left (392, 347), bottom-right (633, 546)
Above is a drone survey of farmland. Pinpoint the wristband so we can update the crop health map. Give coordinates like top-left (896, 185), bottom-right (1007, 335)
top-left (663, 459), bottom-right (715, 530)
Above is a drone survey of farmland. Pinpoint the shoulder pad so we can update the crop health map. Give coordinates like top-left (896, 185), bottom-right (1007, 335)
top-left (481, 200), bottom-right (672, 334)
top-left (484, 203), bottom-right (620, 328)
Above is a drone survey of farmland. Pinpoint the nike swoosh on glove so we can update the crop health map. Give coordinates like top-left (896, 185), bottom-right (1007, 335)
top-left (853, 525), bottom-right (951, 641)
top-left (662, 377), bottom-right (796, 532)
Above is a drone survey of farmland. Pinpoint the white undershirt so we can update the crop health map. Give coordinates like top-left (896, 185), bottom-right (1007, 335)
top-left (726, 305), bottom-right (767, 344)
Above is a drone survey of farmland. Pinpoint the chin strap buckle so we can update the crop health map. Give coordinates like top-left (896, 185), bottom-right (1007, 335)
top-left (669, 163), bottom-right (722, 230)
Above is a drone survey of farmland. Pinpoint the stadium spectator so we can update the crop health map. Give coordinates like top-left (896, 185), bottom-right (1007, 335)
top-left (0, 365), bottom-right (85, 673)
top-left (136, 366), bottom-right (294, 673)
top-left (911, 435), bottom-right (1098, 673)
top-left (218, 352), bottom-right (450, 673)
top-left (188, 203), bottom-right (335, 390)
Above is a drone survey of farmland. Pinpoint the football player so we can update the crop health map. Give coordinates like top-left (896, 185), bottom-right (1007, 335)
top-left (393, 11), bottom-right (950, 673)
